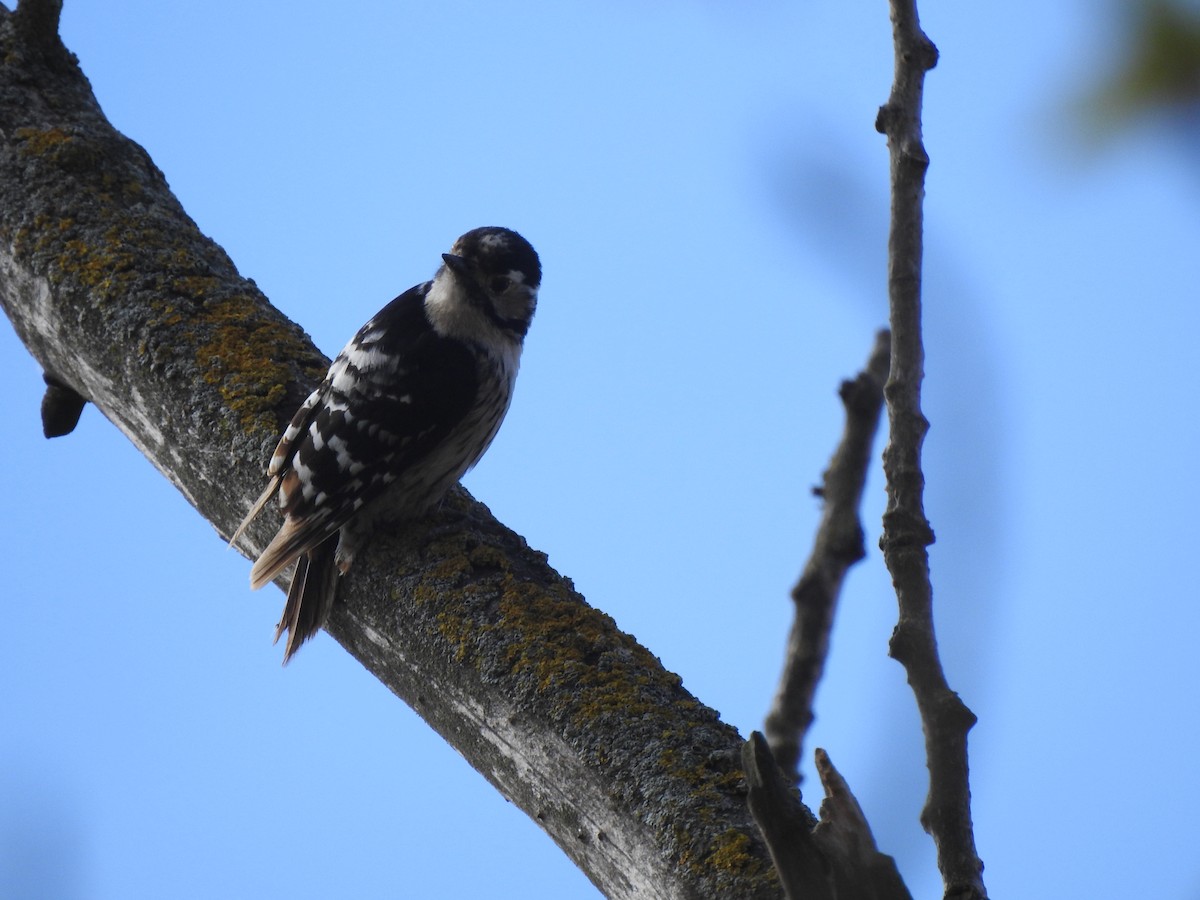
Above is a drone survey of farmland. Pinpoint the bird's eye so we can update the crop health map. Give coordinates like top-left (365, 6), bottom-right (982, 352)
top-left (489, 276), bottom-right (512, 294)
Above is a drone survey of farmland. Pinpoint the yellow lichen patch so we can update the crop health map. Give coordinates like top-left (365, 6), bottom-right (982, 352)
top-left (654, 745), bottom-right (748, 835)
top-left (703, 828), bottom-right (767, 877)
top-left (172, 274), bottom-right (221, 300)
top-left (486, 579), bottom-right (684, 731)
top-left (422, 544), bottom-right (475, 584)
top-left (47, 217), bottom-right (171, 300)
top-left (14, 125), bottom-right (74, 157)
top-left (14, 125), bottom-right (105, 175)
top-left (407, 543), bottom-right (647, 709)
top-left (55, 236), bottom-right (136, 298)
top-left (195, 296), bottom-right (299, 433)
top-left (8, 131), bottom-right (322, 441)
top-left (497, 583), bottom-right (609, 688)
top-left (436, 611), bottom-right (476, 663)
top-left (466, 542), bottom-right (511, 572)
top-left (411, 582), bottom-right (444, 609)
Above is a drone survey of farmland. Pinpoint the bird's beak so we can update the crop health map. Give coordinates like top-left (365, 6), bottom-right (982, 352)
top-left (441, 253), bottom-right (470, 276)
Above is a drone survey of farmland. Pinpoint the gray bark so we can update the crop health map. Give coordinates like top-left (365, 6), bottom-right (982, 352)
top-left (0, 3), bottom-right (788, 897)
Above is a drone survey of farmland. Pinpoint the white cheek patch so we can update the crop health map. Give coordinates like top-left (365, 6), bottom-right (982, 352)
top-left (425, 271), bottom-right (494, 343)
top-left (424, 271), bottom-right (457, 314)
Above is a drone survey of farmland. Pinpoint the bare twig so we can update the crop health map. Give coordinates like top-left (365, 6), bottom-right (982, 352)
top-left (743, 733), bottom-right (913, 900)
top-left (742, 733), bottom-right (829, 900)
top-left (874, 2), bottom-right (988, 898)
top-left (811, 748), bottom-right (912, 900)
top-left (764, 330), bottom-right (890, 778)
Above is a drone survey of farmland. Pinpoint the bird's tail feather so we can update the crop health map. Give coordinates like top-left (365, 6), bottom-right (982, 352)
top-left (275, 534), bottom-right (339, 665)
top-left (228, 475), bottom-right (282, 549)
top-left (248, 515), bottom-right (319, 591)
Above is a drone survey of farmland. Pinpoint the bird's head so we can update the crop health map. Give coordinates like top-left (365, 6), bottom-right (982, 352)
top-left (428, 227), bottom-right (541, 345)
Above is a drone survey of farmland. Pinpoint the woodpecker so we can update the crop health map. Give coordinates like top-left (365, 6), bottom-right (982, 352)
top-left (231, 227), bottom-right (540, 662)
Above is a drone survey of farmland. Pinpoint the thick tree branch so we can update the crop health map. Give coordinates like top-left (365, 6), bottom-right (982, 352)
top-left (874, 2), bottom-right (988, 898)
top-left (0, 4), bottom-right (793, 897)
top-left (764, 330), bottom-right (890, 779)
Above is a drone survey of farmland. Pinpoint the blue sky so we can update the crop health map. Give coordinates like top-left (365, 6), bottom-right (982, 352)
top-left (3, 1), bottom-right (1199, 898)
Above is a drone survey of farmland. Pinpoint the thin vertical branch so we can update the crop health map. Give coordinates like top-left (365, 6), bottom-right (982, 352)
top-left (765, 330), bottom-right (890, 778)
top-left (874, 2), bottom-right (988, 899)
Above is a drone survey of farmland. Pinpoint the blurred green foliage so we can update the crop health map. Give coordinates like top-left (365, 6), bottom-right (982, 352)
top-left (1086, 0), bottom-right (1200, 132)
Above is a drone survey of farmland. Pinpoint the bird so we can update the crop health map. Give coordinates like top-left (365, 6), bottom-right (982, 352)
top-left (230, 226), bottom-right (541, 663)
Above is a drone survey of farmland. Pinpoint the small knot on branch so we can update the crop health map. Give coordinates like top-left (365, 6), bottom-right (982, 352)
top-left (879, 509), bottom-right (936, 551)
top-left (935, 690), bottom-right (978, 732)
top-left (906, 34), bottom-right (939, 72)
top-left (41, 373), bottom-right (87, 438)
top-left (875, 103), bottom-right (896, 136)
